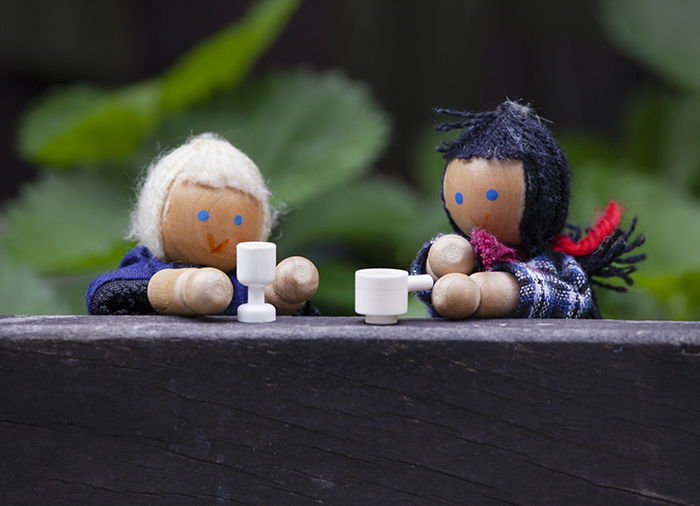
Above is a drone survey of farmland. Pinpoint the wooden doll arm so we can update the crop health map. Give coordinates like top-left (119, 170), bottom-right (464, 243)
top-left (426, 234), bottom-right (475, 279)
top-left (431, 271), bottom-right (519, 319)
top-left (470, 271), bottom-right (519, 318)
top-left (147, 267), bottom-right (233, 315)
top-left (264, 256), bottom-right (319, 315)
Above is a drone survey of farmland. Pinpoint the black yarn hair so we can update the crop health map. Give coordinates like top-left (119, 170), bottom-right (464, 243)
top-left (435, 100), bottom-right (570, 258)
top-left (561, 218), bottom-right (646, 292)
top-left (434, 100), bottom-right (645, 291)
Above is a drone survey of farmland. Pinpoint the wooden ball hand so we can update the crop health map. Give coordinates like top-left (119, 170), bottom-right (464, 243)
top-left (265, 256), bottom-right (319, 314)
top-left (426, 234), bottom-right (474, 279)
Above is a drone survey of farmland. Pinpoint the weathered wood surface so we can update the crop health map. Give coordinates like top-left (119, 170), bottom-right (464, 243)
top-left (0, 315), bottom-right (698, 505)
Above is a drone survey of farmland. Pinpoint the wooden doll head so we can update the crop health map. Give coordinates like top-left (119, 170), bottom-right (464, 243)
top-left (128, 133), bottom-right (272, 268)
top-left (443, 157), bottom-right (525, 246)
top-left (435, 101), bottom-right (571, 257)
top-left (160, 180), bottom-right (264, 271)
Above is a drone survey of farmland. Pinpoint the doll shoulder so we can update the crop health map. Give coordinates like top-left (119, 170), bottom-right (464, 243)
top-left (86, 246), bottom-right (172, 315)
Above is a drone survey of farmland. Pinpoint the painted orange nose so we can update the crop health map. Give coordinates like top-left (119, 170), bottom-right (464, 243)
top-left (468, 213), bottom-right (491, 229)
top-left (207, 233), bottom-right (230, 254)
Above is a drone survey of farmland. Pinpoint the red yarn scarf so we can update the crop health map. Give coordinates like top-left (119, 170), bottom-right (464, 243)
top-left (553, 201), bottom-right (622, 257)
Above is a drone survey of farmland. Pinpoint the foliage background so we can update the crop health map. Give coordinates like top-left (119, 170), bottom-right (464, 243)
top-left (0, 0), bottom-right (698, 319)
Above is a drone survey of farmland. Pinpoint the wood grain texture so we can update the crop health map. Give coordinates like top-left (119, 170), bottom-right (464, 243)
top-left (0, 316), bottom-right (698, 505)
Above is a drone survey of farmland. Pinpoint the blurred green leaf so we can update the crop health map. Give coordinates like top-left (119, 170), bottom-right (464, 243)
top-left (45, 272), bottom-right (102, 315)
top-left (1, 172), bottom-right (133, 273)
top-left (637, 271), bottom-right (700, 320)
top-left (412, 126), bottom-right (447, 197)
top-left (602, 0), bottom-right (700, 92)
top-left (619, 91), bottom-right (669, 174)
top-left (161, 0), bottom-right (301, 111)
top-left (276, 177), bottom-right (418, 262)
top-left (559, 131), bottom-right (619, 173)
top-left (564, 90), bottom-right (700, 197)
top-left (407, 295), bottom-right (429, 318)
top-left (17, 0), bottom-right (299, 168)
top-left (395, 199), bottom-right (451, 268)
top-left (0, 253), bottom-right (69, 314)
top-left (18, 82), bottom-right (160, 167)
top-left (591, 284), bottom-right (666, 321)
top-left (311, 259), bottom-right (361, 316)
top-left (660, 96), bottom-right (700, 196)
top-left (151, 70), bottom-right (390, 208)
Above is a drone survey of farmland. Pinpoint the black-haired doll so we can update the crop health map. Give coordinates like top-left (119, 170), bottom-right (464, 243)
top-left (411, 101), bottom-right (644, 319)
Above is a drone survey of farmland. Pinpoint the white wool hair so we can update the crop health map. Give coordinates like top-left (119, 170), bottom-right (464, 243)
top-left (128, 133), bottom-right (272, 259)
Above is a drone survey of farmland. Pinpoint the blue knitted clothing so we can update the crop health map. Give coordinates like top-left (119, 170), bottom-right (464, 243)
top-left (86, 246), bottom-right (247, 315)
top-left (411, 235), bottom-right (599, 319)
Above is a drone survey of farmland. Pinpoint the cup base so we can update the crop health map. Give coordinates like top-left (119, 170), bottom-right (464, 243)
top-left (237, 303), bottom-right (276, 323)
top-left (364, 314), bottom-right (398, 325)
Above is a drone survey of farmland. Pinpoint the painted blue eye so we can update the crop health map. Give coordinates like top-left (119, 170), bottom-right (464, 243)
top-left (234, 215), bottom-right (243, 226)
top-left (455, 192), bottom-right (464, 205)
top-left (486, 189), bottom-right (499, 201)
top-left (197, 210), bottom-right (209, 221)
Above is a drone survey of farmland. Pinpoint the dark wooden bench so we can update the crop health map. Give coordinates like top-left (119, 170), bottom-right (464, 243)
top-left (1, 316), bottom-right (698, 505)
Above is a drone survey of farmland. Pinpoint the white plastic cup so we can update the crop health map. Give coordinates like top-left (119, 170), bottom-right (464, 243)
top-left (355, 268), bottom-right (434, 325)
top-left (236, 242), bottom-right (277, 323)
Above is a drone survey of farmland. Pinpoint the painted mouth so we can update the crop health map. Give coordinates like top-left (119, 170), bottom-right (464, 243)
top-left (207, 233), bottom-right (230, 254)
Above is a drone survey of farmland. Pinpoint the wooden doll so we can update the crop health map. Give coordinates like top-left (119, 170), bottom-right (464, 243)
top-left (411, 101), bottom-right (644, 319)
top-left (87, 133), bottom-right (318, 316)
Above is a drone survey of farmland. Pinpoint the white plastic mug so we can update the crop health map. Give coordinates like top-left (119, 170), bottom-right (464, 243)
top-left (355, 268), bottom-right (434, 325)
